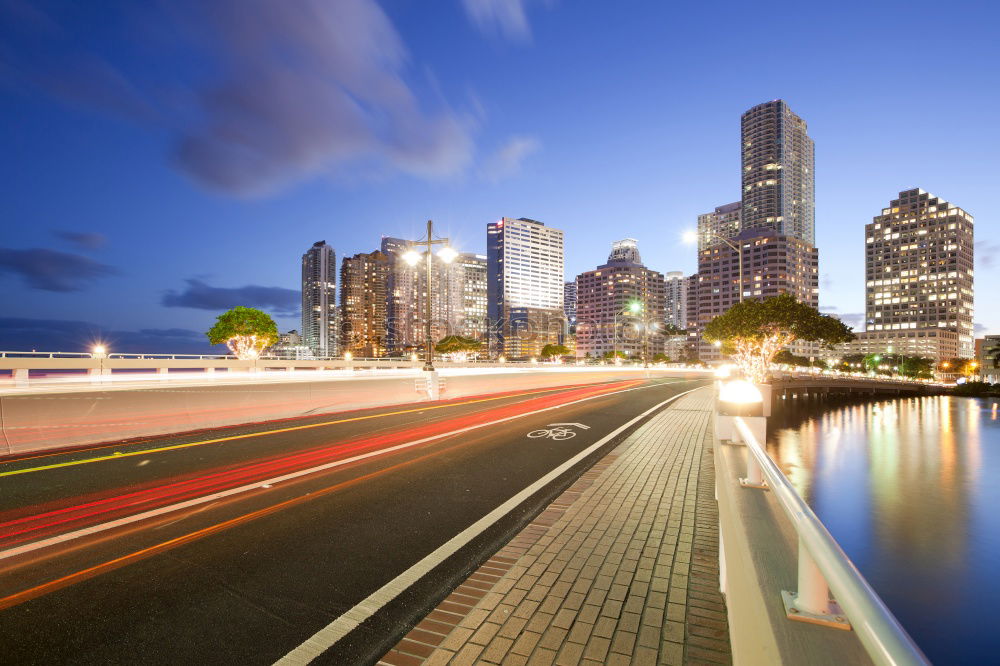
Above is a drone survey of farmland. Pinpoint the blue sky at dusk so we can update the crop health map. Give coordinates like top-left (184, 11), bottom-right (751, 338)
top-left (1, 0), bottom-right (997, 353)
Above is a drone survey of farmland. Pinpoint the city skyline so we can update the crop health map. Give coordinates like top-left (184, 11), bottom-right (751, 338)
top-left (1, 1), bottom-right (998, 353)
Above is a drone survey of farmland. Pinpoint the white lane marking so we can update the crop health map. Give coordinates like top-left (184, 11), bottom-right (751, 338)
top-left (0, 380), bottom-right (693, 563)
top-left (547, 422), bottom-right (590, 429)
top-left (274, 385), bottom-right (702, 666)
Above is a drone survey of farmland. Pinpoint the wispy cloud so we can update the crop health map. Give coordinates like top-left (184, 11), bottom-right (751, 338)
top-left (162, 279), bottom-right (299, 316)
top-left (54, 230), bottom-right (107, 250)
top-left (482, 135), bottom-right (540, 181)
top-left (461, 0), bottom-right (539, 41)
top-left (0, 247), bottom-right (117, 292)
top-left (3, 0), bottom-right (475, 195)
top-left (976, 241), bottom-right (999, 269)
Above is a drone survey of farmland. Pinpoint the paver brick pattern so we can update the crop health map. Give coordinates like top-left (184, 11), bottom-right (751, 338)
top-left (379, 388), bottom-right (730, 666)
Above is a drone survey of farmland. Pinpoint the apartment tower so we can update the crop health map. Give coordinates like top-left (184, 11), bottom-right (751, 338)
top-left (741, 100), bottom-right (815, 245)
top-left (301, 240), bottom-right (338, 357)
top-left (692, 100), bottom-right (819, 361)
top-left (840, 189), bottom-right (974, 361)
top-left (339, 250), bottom-right (390, 357)
top-left (574, 239), bottom-right (666, 360)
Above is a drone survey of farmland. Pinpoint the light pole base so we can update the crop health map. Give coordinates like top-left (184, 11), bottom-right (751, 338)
top-left (422, 363), bottom-right (435, 372)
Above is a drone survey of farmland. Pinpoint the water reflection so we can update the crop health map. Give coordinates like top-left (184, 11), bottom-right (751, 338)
top-left (767, 396), bottom-right (996, 664)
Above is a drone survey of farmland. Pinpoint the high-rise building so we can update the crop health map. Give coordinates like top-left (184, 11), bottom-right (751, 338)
top-left (696, 202), bottom-right (741, 251)
top-left (381, 236), bottom-right (464, 352)
top-left (487, 217), bottom-right (565, 358)
top-left (741, 100), bottom-right (815, 245)
top-left (301, 240), bottom-right (338, 357)
top-left (838, 189), bottom-right (974, 361)
top-left (574, 239), bottom-right (666, 360)
top-left (564, 281), bottom-right (578, 334)
top-left (691, 100), bottom-right (819, 362)
top-left (695, 228), bottom-right (819, 360)
top-left (459, 253), bottom-right (488, 341)
top-left (980, 335), bottom-right (1000, 383)
top-left (340, 250), bottom-right (390, 357)
top-left (664, 271), bottom-right (688, 330)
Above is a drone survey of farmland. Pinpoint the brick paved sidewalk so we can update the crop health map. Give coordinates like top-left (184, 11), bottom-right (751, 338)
top-left (379, 388), bottom-right (730, 666)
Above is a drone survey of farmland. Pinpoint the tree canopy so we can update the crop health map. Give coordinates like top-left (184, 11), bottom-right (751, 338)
top-left (602, 350), bottom-right (627, 360)
top-left (434, 335), bottom-right (483, 355)
top-left (651, 353), bottom-right (670, 363)
top-left (206, 306), bottom-right (278, 359)
top-left (540, 343), bottom-right (571, 359)
top-left (703, 294), bottom-right (854, 382)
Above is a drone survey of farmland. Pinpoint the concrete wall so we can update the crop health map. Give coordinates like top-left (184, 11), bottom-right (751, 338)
top-left (0, 369), bottom-right (691, 456)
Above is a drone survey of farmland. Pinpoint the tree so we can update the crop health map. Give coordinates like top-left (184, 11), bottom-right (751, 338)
top-left (602, 350), bottom-right (627, 360)
top-left (206, 307), bottom-right (279, 360)
top-left (940, 357), bottom-right (977, 377)
top-left (774, 349), bottom-right (815, 367)
top-left (703, 294), bottom-right (855, 383)
top-left (540, 343), bottom-right (570, 360)
top-left (651, 353), bottom-right (670, 364)
top-left (434, 335), bottom-right (482, 360)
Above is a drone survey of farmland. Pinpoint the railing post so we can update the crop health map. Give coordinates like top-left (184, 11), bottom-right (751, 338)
top-left (782, 537), bottom-right (849, 629)
top-left (737, 416), bottom-right (768, 489)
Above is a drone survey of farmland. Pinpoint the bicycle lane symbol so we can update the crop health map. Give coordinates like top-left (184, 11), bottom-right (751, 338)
top-left (526, 423), bottom-right (591, 440)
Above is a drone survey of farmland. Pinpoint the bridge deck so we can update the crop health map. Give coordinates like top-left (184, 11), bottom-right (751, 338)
top-left (379, 388), bottom-right (731, 665)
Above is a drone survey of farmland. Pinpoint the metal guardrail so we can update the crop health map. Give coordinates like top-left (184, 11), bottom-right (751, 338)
top-left (732, 416), bottom-right (930, 666)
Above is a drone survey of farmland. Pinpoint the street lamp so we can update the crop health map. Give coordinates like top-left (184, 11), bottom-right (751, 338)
top-left (399, 219), bottom-right (455, 372)
top-left (684, 230), bottom-right (744, 303)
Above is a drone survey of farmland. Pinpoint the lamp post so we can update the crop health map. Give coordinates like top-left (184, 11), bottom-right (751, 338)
top-left (400, 220), bottom-right (457, 372)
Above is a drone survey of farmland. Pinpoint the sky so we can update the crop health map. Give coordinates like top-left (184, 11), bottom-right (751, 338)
top-left (1, 0), bottom-right (998, 353)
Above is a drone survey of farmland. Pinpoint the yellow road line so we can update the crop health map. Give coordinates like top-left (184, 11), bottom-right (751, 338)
top-left (0, 382), bottom-right (624, 479)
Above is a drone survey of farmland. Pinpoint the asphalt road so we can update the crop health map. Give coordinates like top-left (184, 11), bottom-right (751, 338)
top-left (0, 376), bottom-right (705, 665)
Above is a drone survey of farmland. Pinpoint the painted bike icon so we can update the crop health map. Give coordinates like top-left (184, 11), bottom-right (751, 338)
top-left (527, 423), bottom-right (590, 440)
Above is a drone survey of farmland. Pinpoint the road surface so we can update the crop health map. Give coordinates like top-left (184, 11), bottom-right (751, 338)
top-left (0, 376), bottom-right (705, 664)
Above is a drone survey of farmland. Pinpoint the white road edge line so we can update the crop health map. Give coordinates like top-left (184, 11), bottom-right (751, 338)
top-left (0, 380), bottom-right (696, 563)
top-left (274, 385), bottom-right (703, 666)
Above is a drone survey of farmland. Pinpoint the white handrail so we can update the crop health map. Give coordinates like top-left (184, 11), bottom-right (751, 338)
top-left (732, 416), bottom-right (929, 666)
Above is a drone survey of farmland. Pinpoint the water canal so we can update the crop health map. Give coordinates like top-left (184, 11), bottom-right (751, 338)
top-left (767, 394), bottom-right (1000, 664)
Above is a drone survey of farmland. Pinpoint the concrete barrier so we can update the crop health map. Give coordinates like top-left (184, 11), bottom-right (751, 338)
top-left (0, 368), bottom-right (698, 456)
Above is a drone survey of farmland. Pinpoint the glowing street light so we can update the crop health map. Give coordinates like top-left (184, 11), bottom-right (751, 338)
top-left (436, 246), bottom-right (458, 263)
top-left (398, 220), bottom-right (456, 371)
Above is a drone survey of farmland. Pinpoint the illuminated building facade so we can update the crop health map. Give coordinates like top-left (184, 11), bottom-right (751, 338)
top-left (696, 202), bottom-right (741, 251)
top-left (980, 335), bottom-right (1000, 382)
top-left (741, 100), bottom-right (815, 245)
top-left (339, 250), bottom-right (390, 357)
top-left (842, 188), bottom-right (975, 361)
top-left (459, 253), bottom-right (488, 341)
top-left (695, 228), bottom-right (819, 360)
top-left (381, 236), bottom-right (463, 353)
top-left (564, 281), bottom-right (578, 334)
top-left (487, 217), bottom-right (565, 358)
top-left (574, 239), bottom-right (666, 360)
top-left (664, 271), bottom-right (687, 330)
top-left (301, 240), bottom-right (338, 358)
